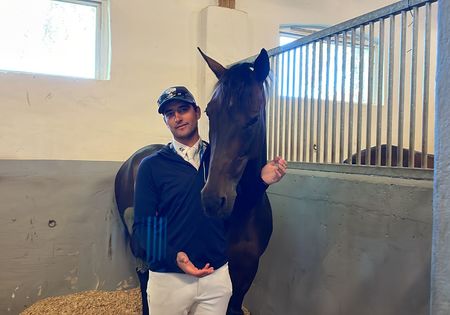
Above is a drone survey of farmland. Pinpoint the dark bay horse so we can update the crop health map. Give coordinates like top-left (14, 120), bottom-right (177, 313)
top-left (114, 48), bottom-right (271, 315)
top-left (199, 48), bottom-right (272, 315)
top-left (343, 144), bottom-right (435, 168)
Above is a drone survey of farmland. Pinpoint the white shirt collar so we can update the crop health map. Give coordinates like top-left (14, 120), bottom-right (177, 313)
top-left (172, 138), bottom-right (202, 156)
top-left (172, 138), bottom-right (203, 170)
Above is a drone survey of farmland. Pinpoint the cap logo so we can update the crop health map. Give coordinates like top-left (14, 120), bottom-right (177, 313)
top-left (166, 87), bottom-right (177, 98)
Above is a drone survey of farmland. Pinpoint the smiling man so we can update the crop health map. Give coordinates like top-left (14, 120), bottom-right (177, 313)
top-left (159, 88), bottom-right (201, 147)
top-left (132, 86), bottom-right (287, 315)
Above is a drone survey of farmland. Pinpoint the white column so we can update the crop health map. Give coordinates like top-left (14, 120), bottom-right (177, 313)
top-left (197, 6), bottom-right (251, 139)
top-left (430, 0), bottom-right (450, 314)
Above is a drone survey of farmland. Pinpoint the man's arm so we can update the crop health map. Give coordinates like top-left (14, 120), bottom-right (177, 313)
top-left (131, 160), bottom-right (158, 261)
top-left (236, 156), bottom-right (287, 208)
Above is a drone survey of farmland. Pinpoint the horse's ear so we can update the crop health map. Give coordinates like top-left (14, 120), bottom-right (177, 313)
top-left (198, 47), bottom-right (226, 80)
top-left (253, 48), bottom-right (270, 82)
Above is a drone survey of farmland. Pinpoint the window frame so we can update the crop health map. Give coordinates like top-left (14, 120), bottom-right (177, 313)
top-left (279, 24), bottom-right (380, 106)
top-left (0, 0), bottom-right (110, 80)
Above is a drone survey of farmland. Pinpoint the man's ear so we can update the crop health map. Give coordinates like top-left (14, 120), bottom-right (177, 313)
top-left (195, 106), bottom-right (201, 119)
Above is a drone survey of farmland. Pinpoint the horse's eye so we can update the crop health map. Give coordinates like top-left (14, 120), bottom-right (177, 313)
top-left (244, 116), bottom-right (259, 129)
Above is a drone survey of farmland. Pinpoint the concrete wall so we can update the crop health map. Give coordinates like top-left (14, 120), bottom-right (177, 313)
top-left (0, 160), bottom-right (130, 314)
top-left (0, 161), bottom-right (434, 315)
top-left (245, 166), bottom-right (433, 315)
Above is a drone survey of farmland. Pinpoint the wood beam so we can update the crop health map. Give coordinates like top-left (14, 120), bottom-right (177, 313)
top-left (218, 0), bottom-right (235, 9)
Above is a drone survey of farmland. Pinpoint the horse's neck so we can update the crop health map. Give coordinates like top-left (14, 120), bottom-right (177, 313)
top-left (243, 125), bottom-right (267, 183)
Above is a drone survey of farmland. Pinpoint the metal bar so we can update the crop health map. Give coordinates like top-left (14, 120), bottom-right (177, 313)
top-left (284, 50), bottom-right (292, 160)
top-left (409, 6), bottom-right (419, 168)
top-left (421, 3), bottom-right (431, 168)
top-left (348, 28), bottom-right (356, 162)
top-left (339, 31), bottom-right (347, 164)
top-left (273, 54), bottom-right (281, 157)
top-left (303, 45), bottom-right (310, 162)
top-left (357, 25), bottom-right (365, 165)
top-left (387, 15), bottom-right (395, 167)
top-left (279, 52), bottom-right (287, 158)
top-left (296, 47), bottom-right (304, 162)
top-left (366, 22), bottom-right (375, 165)
top-left (235, 0), bottom-right (437, 64)
top-left (331, 34), bottom-right (339, 163)
top-left (290, 49), bottom-right (298, 162)
top-left (309, 42), bottom-right (316, 162)
top-left (324, 37), bottom-right (331, 163)
top-left (268, 56), bottom-right (276, 160)
top-left (398, 10), bottom-right (407, 167)
top-left (376, 18), bottom-right (385, 166)
top-left (317, 40), bottom-right (324, 163)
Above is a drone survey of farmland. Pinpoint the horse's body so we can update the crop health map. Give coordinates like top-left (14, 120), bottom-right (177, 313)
top-left (114, 48), bottom-right (271, 315)
top-left (343, 144), bottom-right (435, 168)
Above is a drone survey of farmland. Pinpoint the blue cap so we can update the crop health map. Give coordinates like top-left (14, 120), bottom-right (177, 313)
top-left (157, 86), bottom-right (197, 114)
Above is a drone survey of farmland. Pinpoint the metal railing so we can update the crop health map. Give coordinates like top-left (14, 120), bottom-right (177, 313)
top-left (245, 0), bottom-right (438, 168)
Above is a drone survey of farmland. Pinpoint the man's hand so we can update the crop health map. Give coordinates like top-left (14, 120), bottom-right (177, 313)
top-left (176, 251), bottom-right (214, 277)
top-left (261, 156), bottom-right (287, 185)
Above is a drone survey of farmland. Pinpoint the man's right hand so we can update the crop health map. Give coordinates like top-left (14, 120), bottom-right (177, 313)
top-left (176, 251), bottom-right (214, 277)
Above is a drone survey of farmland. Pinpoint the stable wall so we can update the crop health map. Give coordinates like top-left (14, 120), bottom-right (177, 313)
top-left (0, 160), bottom-right (128, 314)
top-left (0, 160), bottom-right (433, 314)
top-left (245, 166), bottom-right (433, 315)
top-left (0, 0), bottom-right (398, 162)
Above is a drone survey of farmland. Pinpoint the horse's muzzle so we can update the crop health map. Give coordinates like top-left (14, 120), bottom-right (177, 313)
top-left (201, 190), bottom-right (235, 218)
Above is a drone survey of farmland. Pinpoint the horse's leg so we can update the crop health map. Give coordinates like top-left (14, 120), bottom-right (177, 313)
top-left (136, 268), bottom-right (149, 315)
top-left (226, 253), bottom-right (260, 315)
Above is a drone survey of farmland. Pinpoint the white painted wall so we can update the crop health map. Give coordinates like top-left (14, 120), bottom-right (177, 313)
top-left (0, 0), bottom-right (397, 161)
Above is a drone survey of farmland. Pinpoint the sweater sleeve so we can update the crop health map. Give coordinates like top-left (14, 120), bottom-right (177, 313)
top-left (235, 159), bottom-right (268, 209)
top-left (131, 159), bottom-right (158, 260)
top-left (131, 158), bottom-right (180, 272)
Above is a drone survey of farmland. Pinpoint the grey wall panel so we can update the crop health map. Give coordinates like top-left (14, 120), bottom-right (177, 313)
top-left (245, 168), bottom-right (433, 315)
top-left (0, 161), bottom-right (433, 314)
top-left (0, 160), bottom-right (136, 314)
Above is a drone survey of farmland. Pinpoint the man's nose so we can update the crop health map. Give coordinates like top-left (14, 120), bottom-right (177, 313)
top-left (174, 111), bottom-right (182, 122)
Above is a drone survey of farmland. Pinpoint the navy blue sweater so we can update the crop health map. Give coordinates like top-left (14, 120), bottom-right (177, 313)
top-left (132, 143), bottom-right (267, 273)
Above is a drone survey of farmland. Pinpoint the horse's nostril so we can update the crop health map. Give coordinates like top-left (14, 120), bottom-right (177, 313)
top-left (202, 194), bottom-right (227, 216)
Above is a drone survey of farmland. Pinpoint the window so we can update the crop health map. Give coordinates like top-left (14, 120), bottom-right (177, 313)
top-left (279, 25), bottom-right (376, 105)
top-left (0, 0), bottom-right (110, 79)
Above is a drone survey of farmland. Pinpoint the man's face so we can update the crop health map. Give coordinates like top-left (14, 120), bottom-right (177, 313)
top-left (162, 101), bottom-right (201, 145)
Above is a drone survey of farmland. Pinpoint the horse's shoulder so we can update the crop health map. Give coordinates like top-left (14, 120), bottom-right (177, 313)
top-left (116, 144), bottom-right (166, 181)
top-left (133, 144), bottom-right (165, 160)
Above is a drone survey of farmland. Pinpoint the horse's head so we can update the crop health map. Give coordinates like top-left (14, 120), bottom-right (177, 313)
top-left (199, 48), bottom-right (270, 218)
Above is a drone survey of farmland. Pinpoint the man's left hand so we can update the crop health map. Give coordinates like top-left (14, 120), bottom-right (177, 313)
top-left (176, 251), bottom-right (214, 277)
top-left (261, 156), bottom-right (287, 185)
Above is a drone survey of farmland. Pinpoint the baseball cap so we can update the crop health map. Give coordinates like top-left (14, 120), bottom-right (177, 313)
top-left (157, 86), bottom-right (197, 114)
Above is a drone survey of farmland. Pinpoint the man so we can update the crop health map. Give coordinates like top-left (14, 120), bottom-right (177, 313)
top-left (132, 86), bottom-right (287, 315)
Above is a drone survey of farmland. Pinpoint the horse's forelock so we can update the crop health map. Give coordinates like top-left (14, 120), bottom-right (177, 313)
top-left (210, 62), bottom-right (269, 112)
